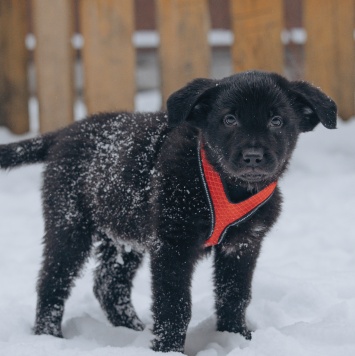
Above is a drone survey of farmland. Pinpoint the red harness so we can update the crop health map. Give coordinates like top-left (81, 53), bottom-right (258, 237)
top-left (199, 145), bottom-right (277, 247)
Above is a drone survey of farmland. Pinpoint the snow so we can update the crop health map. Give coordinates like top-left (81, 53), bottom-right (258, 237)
top-left (132, 30), bottom-right (234, 48)
top-left (1, 111), bottom-right (355, 355)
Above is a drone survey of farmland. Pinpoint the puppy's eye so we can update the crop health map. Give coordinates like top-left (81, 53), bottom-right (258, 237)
top-left (269, 116), bottom-right (283, 128)
top-left (223, 114), bottom-right (238, 127)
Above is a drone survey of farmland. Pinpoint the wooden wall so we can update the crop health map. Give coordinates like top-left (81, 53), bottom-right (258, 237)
top-left (0, 0), bottom-right (353, 134)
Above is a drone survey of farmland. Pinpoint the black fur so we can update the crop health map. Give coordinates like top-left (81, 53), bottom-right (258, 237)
top-left (0, 71), bottom-right (336, 353)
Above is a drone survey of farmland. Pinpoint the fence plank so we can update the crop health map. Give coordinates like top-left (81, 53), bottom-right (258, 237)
top-left (32, 0), bottom-right (74, 133)
top-left (80, 0), bottom-right (135, 114)
top-left (157, 0), bottom-right (210, 106)
top-left (230, 0), bottom-right (284, 73)
top-left (0, 0), bottom-right (29, 134)
top-left (304, 0), bottom-right (355, 119)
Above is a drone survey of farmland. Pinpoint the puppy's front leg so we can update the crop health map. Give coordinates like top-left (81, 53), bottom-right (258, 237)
top-left (213, 238), bottom-right (262, 340)
top-left (150, 242), bottom-right (196, 353)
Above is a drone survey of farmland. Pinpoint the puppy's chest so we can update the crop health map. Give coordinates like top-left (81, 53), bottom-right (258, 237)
top-left (155, 147), bottom-right (272, 247)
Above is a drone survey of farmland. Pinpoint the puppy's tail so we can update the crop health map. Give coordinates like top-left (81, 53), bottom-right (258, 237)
top-left (0, 132), bottom-right (57, 169)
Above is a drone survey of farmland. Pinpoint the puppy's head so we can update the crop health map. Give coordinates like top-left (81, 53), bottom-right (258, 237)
top-left (167, 71), bottom-right (337, 185)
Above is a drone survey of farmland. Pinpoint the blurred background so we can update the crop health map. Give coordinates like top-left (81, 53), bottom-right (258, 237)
top-left (0, 0), bottom-right (354, 134)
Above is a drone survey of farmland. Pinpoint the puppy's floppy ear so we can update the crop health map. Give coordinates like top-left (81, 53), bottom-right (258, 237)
top-left (166, 78), bottom-right (218, 127)
top-left (289, 81), bottom-right (337, 132)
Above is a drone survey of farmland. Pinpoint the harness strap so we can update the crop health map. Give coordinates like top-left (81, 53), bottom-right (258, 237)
top-left (199, 144), bottom-right (277, 247)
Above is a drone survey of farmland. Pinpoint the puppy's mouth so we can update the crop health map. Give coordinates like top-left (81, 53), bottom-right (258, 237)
top-left (239, 172), bottom-right (268, 182)
top-left (228, 164), bottom-right (272, 183)
top-left (224, 161), bottom-right (272, 183)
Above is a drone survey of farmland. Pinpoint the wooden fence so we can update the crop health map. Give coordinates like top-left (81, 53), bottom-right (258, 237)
top-left (0, 0), bottom-right (354, 134)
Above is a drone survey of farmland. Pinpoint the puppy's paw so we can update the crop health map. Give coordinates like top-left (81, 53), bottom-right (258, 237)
top-left (125, 316), bottom-right (145, 331)
top-left (217, 323), bottom-right (252, 340)
top-left (151, 338), bottom-right (185, 354)
top-left (33, 324), bottom-right (64, 338)
top-left (109, 307), bottom-right (145, 331)
top-left (240, 327), bottom-right (252, 340)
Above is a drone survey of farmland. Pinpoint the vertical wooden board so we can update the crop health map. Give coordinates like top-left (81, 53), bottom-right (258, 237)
top-left (80, 0), bottom-right (136, 114)
top-left (230, 0), bottom-right (284, 73)
top-left (156, 0), bottom-right (211, 106)
top-left (32, 0), bottom-right (74, 133)
top-left (283, 0), bottom-right (303, 80)
top-left (0, 0), bottom-right (29, 134)
top-left (304, 0), bottom-right (355, 119)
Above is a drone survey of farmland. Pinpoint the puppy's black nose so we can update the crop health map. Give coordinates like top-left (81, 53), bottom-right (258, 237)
top-left (243, 148), bottom-right (264, 166)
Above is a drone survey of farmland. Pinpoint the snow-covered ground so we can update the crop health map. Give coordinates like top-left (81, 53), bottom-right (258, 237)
top-left (1, 101), bottom-right (355, 355)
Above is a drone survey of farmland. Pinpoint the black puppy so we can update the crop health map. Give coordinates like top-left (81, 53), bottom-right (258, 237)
top-left (0, 71), bottom-right (336, 353)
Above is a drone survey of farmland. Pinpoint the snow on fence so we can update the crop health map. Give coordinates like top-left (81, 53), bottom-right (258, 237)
top-left (0, 0), bottom-right (354, 134)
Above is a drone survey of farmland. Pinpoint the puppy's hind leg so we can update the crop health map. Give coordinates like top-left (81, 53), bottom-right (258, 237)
top-left (34, 222), bottom-right (92, 337)
top-left (93, 235), bottom-right (145, 331)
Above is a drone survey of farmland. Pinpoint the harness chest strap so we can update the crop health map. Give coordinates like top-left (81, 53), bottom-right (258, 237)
top-left (198, 145), bottom-right (277, 247)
